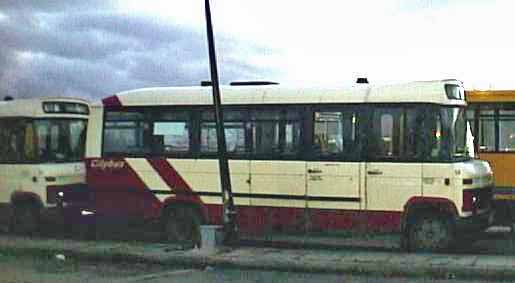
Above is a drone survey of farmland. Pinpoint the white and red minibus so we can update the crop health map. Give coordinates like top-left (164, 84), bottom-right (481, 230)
top-left (86, 80), bottom-right (493, 251)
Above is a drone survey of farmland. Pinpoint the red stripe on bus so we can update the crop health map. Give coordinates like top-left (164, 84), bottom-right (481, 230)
top-left (204, 204), bottom-right (402, 235)
top-left (101, 95), bottom-right (122, 108)
top-left (86, 158), bottom-right (162, 219)
top-left (147, 158), bottom-right (206, 212)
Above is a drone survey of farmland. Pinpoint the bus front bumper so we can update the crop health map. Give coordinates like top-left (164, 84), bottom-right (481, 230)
top-left (455, 210), bottom-right (494, 233)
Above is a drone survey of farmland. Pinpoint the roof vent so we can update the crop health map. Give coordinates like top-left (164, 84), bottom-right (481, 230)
top-left (230, 81), bottom-right (279, 86)
top-left (356, 78), bottom-right (369, 84)
top-left (3, 96), bottom-right (13, 101)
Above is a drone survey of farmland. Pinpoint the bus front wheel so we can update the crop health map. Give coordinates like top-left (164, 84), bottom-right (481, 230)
top-left (163, 206), bottom-right (201, 247)
top-left (407, 212), bottom-right (454, 252)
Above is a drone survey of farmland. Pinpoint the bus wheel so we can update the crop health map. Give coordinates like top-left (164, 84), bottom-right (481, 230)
top-left (164, 206), bottom-right (201, 247)
top-left (408, 212), bottom-right (454, 252)
top-left (11, 203), bottom-right (39, 235)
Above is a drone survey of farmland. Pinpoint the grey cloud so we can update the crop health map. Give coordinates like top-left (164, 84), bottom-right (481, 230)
top-left (0, 1), bottom-right (114, 12)
top-left (0, 4), bottom-right (280, 100)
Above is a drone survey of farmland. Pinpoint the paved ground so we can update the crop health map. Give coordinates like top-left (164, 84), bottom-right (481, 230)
top-left (130, 268), bottom-right (515, 283)
top-left (4, 253), bottom-right (515, 283)
top-left (1, 229), bottom-right (515, 281)
top-left (0, 252), bottom-right (170, 283)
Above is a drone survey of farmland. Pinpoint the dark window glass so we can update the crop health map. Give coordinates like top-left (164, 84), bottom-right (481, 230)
top-left (33, 119), bottom-right (87, 162)
top-left (368, 107), bottom-right (423, 160)
top-left (151, 110), bottom-right (191, 154)
top-left (0, 119), bottom-right (25, 162)
top-left (0, 118), bottom-right (86, 163)
top-left (466, 108), bottom-right (476, 137)
top-left (251, 110), bottom-right (281, 155)
top-left (155, 111), bottom-right (189, 121)
top-left (498, 109), bottom-right (515, 152)
top-left (199, 108), bottom-right (302, 158)
top-left (153, 121), bottom-right (190, 153)
top-left (103, 111), bottom-right (150, 155)
top-left (284, 120), bottom-right (302, 155)
top-left (201, 122), bottom-right (246, 153)
top-left (369, 108), bottom-right (402, 158)
top-left (249, 109), bottom-right (302, 157)
top-left (313, 109), bottom-right (359, 159)
top-left (445, 84), bottom-right (465, 100)
top-left (478, 108), bottom-right (495, 152)
top-left (424, 106), bottom-right (470, 161)
top-left (405, 108), bottom-right (422, 158)
top-left (200, 110), bottom-right (247, 154)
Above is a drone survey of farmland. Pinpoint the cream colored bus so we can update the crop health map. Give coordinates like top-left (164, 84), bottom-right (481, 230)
top-left (0, 97), bottom-right (89, 233)
top-left (86, 79), bottom-right (493, 251)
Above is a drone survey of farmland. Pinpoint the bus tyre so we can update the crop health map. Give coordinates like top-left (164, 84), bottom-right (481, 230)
top-left (407, 212), bottom-right (454, 252)
top-left (11, 203), bottom-right (39, 235)
top-left (164, 206), bottom-right (201, 247)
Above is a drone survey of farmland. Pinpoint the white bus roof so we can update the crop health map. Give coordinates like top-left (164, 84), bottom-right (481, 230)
top-left (98, 79), bottom-right (465, 108)
top-left (0, 96), bottom-right (90, 118)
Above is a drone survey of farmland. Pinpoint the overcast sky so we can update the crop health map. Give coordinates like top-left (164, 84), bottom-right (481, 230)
top-left (1, 0), bottom-right (514, 100)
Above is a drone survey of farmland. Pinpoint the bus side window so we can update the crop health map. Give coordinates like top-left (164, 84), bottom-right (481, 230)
top-left (368, 107), bottom-right (422, 161)
top-left (4, 121), bottom-right (24, 162)
top-left (200, 110), bottom-right (247, 155)
top-left (0, 120), bottom-right (7, 162)
top-left (103, 110), bottom-right (149, 156)
top-left (24, 122), bottom-right (36, 161)
top-left (498, 109), bottom-right (515, 152)
top-left (150, 110), bottom-right (191, 155)
top-left (152, 122), bottom-right (190, 153)
top-left (478, 108), bottom-right (495, 152)
top-left (312, 108), bottom-right (359, 160)
top-left (368, 108), bottom-right (401, 159)
top-left (250, 110), bottom-right (281, 155)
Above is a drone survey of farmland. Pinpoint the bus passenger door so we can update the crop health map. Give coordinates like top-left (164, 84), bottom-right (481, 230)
top-left (246, 107), bottom-right (307, 235)
top-left (305, 109), bottom-right (362, 231)
top-left (364, 106), bottom-right (423, 231)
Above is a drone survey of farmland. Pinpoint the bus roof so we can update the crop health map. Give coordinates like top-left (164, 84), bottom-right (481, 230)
top-left (99, 79), bottom-right (465, 108)
top-left (0, 96), bottom-right (90, 118)
top-left (466, 90), bottom-right (515, 103)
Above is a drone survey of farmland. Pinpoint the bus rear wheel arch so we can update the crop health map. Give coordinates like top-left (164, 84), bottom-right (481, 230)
top-left (162, 204), bottom-right (202, 247)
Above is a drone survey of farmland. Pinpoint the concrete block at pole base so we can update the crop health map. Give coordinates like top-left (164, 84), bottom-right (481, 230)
top-left (200, 225), bottom-right (224, 252)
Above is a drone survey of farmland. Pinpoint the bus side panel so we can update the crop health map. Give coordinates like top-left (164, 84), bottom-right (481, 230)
top-left (479, 153), bottom-right (515, 200)
top-left (86, 158), bottom-right (162, 220)
top-left (170, 159), bottom-right (256, 232)
top-left (422, 163), bottom-right (460, 208)
top-left (0, 163), bottom-right (15, 226)
top-left (247, 160), bottom-right (306, 234)
top-left (366, 163), bottom-right (423, 211)
top-left (0, 164), bottom-right (17, 203)
top-left (85, 106), bottom-right (103, 158)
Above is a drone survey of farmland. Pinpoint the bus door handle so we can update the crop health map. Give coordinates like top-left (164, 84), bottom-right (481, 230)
top-left (367, 170), bottom-right (383, 175)
top-left (307, 169), bottom-right (322, 174)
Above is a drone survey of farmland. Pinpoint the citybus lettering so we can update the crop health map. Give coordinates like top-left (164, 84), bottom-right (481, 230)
top-left (90, 159), bottom-right (125, 170)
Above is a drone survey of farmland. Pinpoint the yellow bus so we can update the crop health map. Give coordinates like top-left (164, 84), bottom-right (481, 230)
top-left (467, 90), bottom-right (515, 224)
